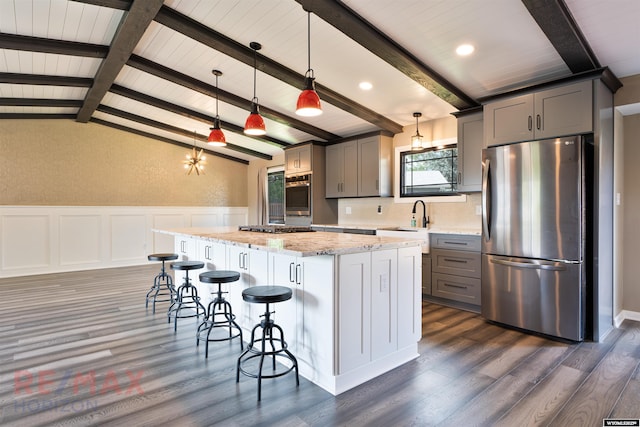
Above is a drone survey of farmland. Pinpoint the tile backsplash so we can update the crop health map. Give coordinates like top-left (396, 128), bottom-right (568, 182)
top-left (337, 193), bottom-right (482, 230)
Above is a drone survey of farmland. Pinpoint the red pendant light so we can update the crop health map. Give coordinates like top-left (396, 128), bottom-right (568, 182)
top-left (244, 42), bottom-right (267, 136)
top-left (296, 11), bottom-right (322, 117)
top-left (207, 69), bottom-right (227, 146)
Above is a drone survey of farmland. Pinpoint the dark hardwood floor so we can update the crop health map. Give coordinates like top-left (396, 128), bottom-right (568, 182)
top-left (1, 265), bottom-right (639, 426)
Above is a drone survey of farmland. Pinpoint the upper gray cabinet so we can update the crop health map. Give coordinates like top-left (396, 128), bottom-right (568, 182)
top-left (285, 143), bottom-right (312, 174)
top-left (326, 134), bottom-right (392, 198)
top-left (326, 140), bottom-right (358, 198)
top-left (484, 80), bottom-right (593, 146)
top-left (456, 111), bottom-right (483, 193)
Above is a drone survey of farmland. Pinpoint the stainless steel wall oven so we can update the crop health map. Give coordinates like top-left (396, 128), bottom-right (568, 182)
top-left (285, 174), bottom-right (311, 217)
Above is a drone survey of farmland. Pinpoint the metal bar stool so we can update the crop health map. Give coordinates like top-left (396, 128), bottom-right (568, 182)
top-left (236, 285), bottom-right (299, 401)
top-left (146, 253), bottom-right (179, 313)
top-left (168, 261), bottom-right (206, 332)
top-left (196, 270), bottom-right (244, 358)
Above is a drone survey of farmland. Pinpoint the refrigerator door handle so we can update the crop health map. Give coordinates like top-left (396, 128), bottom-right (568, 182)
top-left (482, 158), bottom-right (491, 241)
top-left (490, 258), bottom-right (566, 271)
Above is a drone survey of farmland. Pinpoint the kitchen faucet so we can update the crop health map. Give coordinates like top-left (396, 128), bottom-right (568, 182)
top-left (411, 200), bottom-right (429, 228)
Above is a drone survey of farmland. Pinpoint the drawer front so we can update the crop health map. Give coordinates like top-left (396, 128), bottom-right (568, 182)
top-left (430, 234), bottom-right (480, 252)
top-left (431, 249), bottom-right (481, 278)
top-left (432, 273), bottom-right (480, 304)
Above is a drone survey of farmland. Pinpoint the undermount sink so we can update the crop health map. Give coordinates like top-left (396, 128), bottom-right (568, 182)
top-left (380, 226), bottom-right (423, 232)
top-left (376, 227), bottom-right (429, 253)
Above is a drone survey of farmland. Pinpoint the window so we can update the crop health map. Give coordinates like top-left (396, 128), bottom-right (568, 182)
top-left (267, 169), bottom-right (285, 224)
top-left (400, 146), bottom-right (458, 197)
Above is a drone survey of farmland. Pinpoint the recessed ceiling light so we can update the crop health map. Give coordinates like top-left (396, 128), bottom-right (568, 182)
top-left (359, 81), bottom-right (373, 90)
top-left (456, 44), bottom-right (474, 56)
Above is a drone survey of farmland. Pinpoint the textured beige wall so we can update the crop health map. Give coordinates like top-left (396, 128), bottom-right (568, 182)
top-left (0, 119), bottom-right (247, 206)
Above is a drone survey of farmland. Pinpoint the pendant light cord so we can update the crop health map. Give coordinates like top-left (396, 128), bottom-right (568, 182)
top-left (307, 12), bottom-right (311, 72)
top-left (252, 46), bottom-right (258, 103)
top-left (215, 73), bottom-right (219, 119)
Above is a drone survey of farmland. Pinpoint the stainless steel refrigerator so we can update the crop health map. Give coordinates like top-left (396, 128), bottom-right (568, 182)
top-left (481, 135), bottom-right (593, 341)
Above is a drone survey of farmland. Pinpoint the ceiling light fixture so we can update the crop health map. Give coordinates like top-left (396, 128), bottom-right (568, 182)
top-left (207, 69), bottom-right (226, 146)
top-left (184, 130), bottom-right (206, 175)
top-left (359, 81), bottom-right (373, 91)
top-left (296, 11), bottom-right (322, 117)
top-left (456, 44), bottom-right (474, 56)
top-left (244, 42), bottom-right (266, 136)
top-left (411, 112), bottom-right (424, 151)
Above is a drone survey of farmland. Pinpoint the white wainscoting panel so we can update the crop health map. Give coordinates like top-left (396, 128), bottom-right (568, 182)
top-left (0, 206), bottom-right (248, 278)
top-left (59, 214), bottom-right (102, 266)
top-left (1, 214), bottom-right (50, 271)
top-left (111, 214), bottom-right (147, 262)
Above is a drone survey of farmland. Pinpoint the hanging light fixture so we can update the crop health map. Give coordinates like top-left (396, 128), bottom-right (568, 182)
top-left (296, 11), bottom-right (322, 117)
top-left (207, 69), bottom-right (226, 146)
top-left (184, 130), bottom-right (206, 175)
top-left (411, 112), bottom-right (424, 151)
top-left (244, 42), bottom-right (266, 136)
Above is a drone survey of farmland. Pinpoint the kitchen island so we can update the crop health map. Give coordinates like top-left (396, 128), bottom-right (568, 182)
top-left (155, 227), bottom-right (423, 395)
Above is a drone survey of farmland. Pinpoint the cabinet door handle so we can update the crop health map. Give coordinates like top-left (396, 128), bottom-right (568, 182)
top-left (295, 264), bottom-right (302, 285)
top-left (204, 246), bottom-right (209, 260)
top-left (181, 241), bottom-right (186, 253)
top-left (289, 262), bottom-right (295, 283)
top-left (528, 115), bottom-right (532, 131)
top-left (457, 172), bottom-right (461, 185)
top-left (536, 114), bottom-right (541, 130)
top-left (243, 253), bottom-right (248, 270)
top-left (375, 179), bottom-right (379, 190)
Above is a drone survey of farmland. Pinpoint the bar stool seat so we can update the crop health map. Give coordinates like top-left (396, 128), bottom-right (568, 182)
top-left (145, 253), bottom-right (179, 313)
top-left (196, 270), bottom-right (244, 358)
top-left (167, 261), bottom-right (206, 332)
top-left (236, 285), bottom-right (299, 401)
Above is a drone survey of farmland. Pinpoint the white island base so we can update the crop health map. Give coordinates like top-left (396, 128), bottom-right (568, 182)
top-left (159, 228), bottom-right (423, 396)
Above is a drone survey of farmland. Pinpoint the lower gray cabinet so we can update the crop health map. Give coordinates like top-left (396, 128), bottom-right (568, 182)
top-left (422, 254), bottom-right (431, 295)
top-left (429, 234), bottom-right (481, 307)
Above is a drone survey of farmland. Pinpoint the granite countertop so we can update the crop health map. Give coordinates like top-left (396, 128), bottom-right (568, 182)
top-left (154, 227), bottom-right (424, 257)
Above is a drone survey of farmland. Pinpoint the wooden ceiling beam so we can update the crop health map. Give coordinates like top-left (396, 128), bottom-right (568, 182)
top-left (90, 118), bottom-right (250, 165)
top-left (521, 0), bottom-right (600, 73)
top-left (109, 84), bottom-right (291, 148)
top-left (0, 72), bottom-right (92, 87)
top-left (76, 0), bottom-right (165, 122)
top-left (96, 105), bottom-right (273, 160)
top-left (296, 0), bottom-right (478, 111)
top-left (0, 33), bottom-right (108, 57)
top-left (154, 6), bottom-right (404, 135)
top-left (0, 98), bottom-right (82, 107)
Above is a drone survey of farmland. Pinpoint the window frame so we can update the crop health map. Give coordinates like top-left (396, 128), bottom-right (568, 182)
top-left (399, 145), bottom-right (459, 198)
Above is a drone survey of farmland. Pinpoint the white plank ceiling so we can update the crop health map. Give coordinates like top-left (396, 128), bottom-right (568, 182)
top-left (1, 0), bottom-right (639, 163)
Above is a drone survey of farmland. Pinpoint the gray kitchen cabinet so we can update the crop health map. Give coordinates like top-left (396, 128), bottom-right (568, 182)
top-left (429, 233), bottom-right (481, 308)
top-left (358, 135), bottom-right (392, 197)
top-left (484, 79), bottom-right (593, 146)
top-left (326, 140), bottom-right (358, 198)
top-left (455, 111), bottom-right (483, 192)
top-left (422, 254), bottom-right (432, 296)
top-left (326, 134), bottom-right (392, 198)
top-left (285, 143), bottom-right (312, 174)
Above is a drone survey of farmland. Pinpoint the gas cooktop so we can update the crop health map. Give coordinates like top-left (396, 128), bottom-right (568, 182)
top-left (238, 225), bottom-right (314, 233)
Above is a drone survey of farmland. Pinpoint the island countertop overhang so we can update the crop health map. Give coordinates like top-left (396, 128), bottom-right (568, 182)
top-left (153, 227), bottom-right (423, 257)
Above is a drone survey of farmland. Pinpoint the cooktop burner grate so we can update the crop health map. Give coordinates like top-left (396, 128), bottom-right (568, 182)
top-left (238, 225), bottom-right (314, 233)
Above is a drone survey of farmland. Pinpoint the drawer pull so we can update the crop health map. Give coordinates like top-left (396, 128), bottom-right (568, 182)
top-left (444, 283), bottom-right (468, 290)
top-left (443, 241), bottom-right (468, 246)
top-left (443, 258), bottom-right (468, 264)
